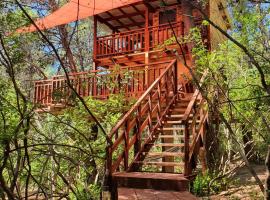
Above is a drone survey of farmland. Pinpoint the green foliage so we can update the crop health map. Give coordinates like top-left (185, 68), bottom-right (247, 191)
top-left (192, 172), bottom-right (230, 196)
top-left (71, 183), bottom-right (101, 200)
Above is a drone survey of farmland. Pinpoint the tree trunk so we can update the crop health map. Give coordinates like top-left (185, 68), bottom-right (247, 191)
top-left (265, 146), bottom-right (270, 200)
top-left (242, 125), bottom-right (254, 161)
top-left (205, 107), bottom-right (221, 171)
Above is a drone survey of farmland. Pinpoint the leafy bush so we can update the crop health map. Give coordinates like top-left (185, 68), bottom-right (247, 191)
top-left (191, 171), bottom-right (230, 197)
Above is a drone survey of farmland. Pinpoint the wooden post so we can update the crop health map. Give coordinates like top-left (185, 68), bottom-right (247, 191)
top-left (182, 2), bottom-right (193, 56)
top-left (124, 120), bottom-right (129, 171)
top-left (102, 146), bottom-right (115, 200)
top-left (93, 71), bottom-right (97, 97)
top-left (184, 121), bottom-right (190, 176)
top-left (145, 52), bottom-right (149, 88)
top-left (134, 106), bottom-right (141, 156)
top-left (93, 16), bottom-right (97, 60)
top-left (144, 7), bottom-right (150, 89)
top-left (265, 145), bottom-right (270, 199)
top-left (174, 61), bottom-right (178, 96)
top-left (93, 18), bottom-right (98, 97)
top-left (145, 7), bottom-right (150, 51)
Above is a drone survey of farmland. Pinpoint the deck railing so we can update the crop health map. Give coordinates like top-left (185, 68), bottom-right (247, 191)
top-left (96, 22), bottom-right (184, 58)
top-left (34, 61), bottom-right (172, 107)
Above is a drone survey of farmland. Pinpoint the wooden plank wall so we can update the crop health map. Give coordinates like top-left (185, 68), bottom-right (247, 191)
top-left (209, 0), bottom-right (231, 49)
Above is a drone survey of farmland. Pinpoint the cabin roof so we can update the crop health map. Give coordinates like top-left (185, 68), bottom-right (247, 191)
top-left (98, 0), bottom-right (180, 32)
top-left (17, 0), bottom-right (181, 33)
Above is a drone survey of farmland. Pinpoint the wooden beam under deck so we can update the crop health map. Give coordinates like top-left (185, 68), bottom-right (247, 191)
top-left (95, 15), bottom-right (118, 32)
top-left (94, 49), bottom-right (180, 68)
top-left (106, 11), bottom-right (131, 31)
top-left (95, 0), bottom-right (181, 32)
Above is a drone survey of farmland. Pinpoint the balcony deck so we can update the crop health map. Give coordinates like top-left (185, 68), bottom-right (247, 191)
top-left (34, 61), bottom-right (174, 110)
top-left (94, 22), bottom-right (185, 66)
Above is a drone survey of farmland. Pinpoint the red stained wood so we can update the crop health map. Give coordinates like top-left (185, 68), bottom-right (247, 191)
top-left (113, 172), bottom-right (189, 192)
top-left (96, 22), bottom-right (184, 59)
top-left (107, 60), bottom-right (178, 173)
top-left (34, 61), bottom-right (171, 107)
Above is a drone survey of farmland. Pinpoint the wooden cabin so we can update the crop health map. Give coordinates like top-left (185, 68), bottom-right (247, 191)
top-left (33, 0), bottom-right (230, 109)
top-left (27, 1), bottom-right (230, 199)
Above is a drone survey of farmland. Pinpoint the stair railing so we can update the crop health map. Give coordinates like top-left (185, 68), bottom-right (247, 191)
top-left (182, 71), bottom-right (208, 176)
top-left (106, 59), bottom-right (178, 175)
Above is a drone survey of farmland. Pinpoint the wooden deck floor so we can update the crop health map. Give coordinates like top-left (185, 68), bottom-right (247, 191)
top-left (118, 188), bottom-right (198, 200)
top-left (113, 172), bottom-right (189, 191)
top-left (113, 172), bottom-right (188, 180)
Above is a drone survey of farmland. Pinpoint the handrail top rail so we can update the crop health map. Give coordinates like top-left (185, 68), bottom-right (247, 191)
top-left (97, 21), bottom-right (182, 39)
top-left (108, 59), bottom-right (177, 139)
top-left (34, 60), bottom-right (173, 83)
top-left (182, 70), bottom-right (208, 121)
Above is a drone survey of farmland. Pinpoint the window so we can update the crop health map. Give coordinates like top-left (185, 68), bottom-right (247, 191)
top-left (159, 9), bottom-right (176, 24)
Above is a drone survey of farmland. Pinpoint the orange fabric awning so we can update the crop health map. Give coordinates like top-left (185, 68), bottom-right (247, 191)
top-left (17, 0), bottom-right (142, 33)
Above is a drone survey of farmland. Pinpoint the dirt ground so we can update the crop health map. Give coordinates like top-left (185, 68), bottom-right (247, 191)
top-left (207, 165), bottom-right (266, 200)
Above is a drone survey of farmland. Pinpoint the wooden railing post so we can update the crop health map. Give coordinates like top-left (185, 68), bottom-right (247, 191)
top-left (102, 146), bottom-right (113, 200)
top-left (93, 72), bottom-right (97, 97)
top-left (93, 16), bottom-right (97, 60)
top-left (134, 105), bottom-right (141, 156)
top-left (124, 119), bottom-right (129, 171)
top-left (145, 7), bottom-right (150, 51)
top-left (174, 61), bottom-right (178, 95)
top-left (184, 121), bottom-right (190, 176)
top-left (145, 52), bottom-right (149, 88)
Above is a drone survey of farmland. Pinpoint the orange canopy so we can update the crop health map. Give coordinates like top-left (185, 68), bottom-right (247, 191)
top-left (17, 0), bottom-right (142, 33)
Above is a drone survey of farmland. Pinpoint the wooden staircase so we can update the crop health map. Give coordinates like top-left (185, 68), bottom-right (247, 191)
top-left (33, 59), bottom-right (207, 199)
top-left (104, 60), bottom-right (208, 199)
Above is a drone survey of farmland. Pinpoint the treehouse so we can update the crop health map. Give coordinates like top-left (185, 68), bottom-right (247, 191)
top-left (19, 0), bottom-right (230, 199)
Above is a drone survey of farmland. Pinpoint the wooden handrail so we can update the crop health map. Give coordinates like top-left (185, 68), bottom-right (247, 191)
top-left (183, 70), bottom-right (208, 176)
top-left (108, 59), bottom-right (177, 139)
top-left (96, 22), bottom-right (181, 40)
top-left (182, 71), bottom-right (208, 121)
top-left (96, 22), bottom-right (184, 58)
top-left (106, 59), bottom-right (178, 174)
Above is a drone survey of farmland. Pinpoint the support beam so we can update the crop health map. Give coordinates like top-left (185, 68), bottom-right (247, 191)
top-left (118, 8), bottom-right (143, 28)
top-left (96, 15), bottom-right (119, 32)
top-left (103, 11), bottom-right (145, 21)
top-left (131, 5), bottom-right (145, 19)
top-left (114, 22), bottom-right (145, 30)
top-left (144, 52), bottom-right (149, 88)
top-left (145, 6), bottom-right (150, 51)
top-left (143, 0), bottom-right (155, 13)
top-left (106, 11), bottom-right (130, 31)
top-left (93, 16), bottom-right (97, 61)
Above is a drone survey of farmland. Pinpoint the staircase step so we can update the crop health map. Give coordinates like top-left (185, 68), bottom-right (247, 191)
top-left (153, 143), bottom-right (185, 147)
top-left (158, 127), bottom-right (185, 131)
top-left (164, 118), bottom-right (201, 124)
top-left (147, 152), bottom-right (184, 157)
top-left (135, 161), bottom-right (184, 167)
top-left (158, 135), bottom-right (184, 139)
top-left (166, 114), bottom-right (184, 118)
top-left (142, 135), bottom-right (186, 140)
top-left (163, 120), bottom-right (183, 125)
top-left (169, 108), bottom-right (187, 113)
top-left (113, 172), bottom-right (189, 191)
top-left (174, 101), bottom-right (190, 105)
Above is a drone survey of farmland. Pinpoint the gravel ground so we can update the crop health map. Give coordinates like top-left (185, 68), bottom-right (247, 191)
top-left (204, 165), bottom-right (266, 200)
